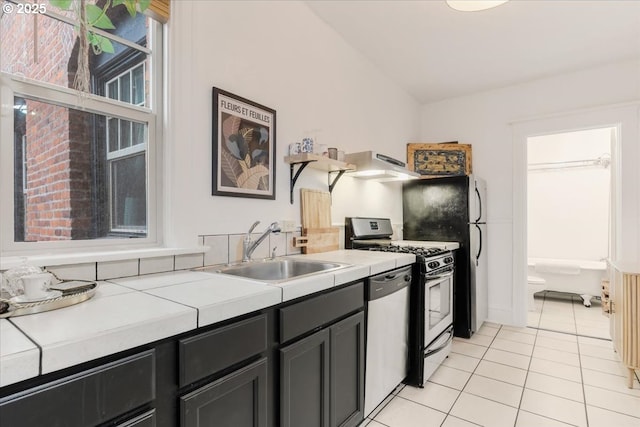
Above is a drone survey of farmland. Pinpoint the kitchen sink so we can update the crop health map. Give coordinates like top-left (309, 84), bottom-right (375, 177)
top-left (199, 258), bottom-right (351, 283)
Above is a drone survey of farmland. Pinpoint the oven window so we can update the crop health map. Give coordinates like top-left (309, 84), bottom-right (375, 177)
top-left (429, 279), bottom-right (451, 329)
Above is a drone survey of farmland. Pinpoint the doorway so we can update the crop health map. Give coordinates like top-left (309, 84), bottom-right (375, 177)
top-left (511, 104), bottom-right (638, 329)
top-left (525, 127), bottom-right (613, 339)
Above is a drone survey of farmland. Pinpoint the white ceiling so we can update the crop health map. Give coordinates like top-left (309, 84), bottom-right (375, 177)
top-left (305, 0), bottom-right (640, 104)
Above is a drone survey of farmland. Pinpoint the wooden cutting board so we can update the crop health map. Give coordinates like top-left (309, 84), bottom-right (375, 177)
top-left (300, 189), bottom-right (332, 229)
top-left (297, 189), bottom-right (339, 253)
top-left (293, 227), bottom-right (340, 254)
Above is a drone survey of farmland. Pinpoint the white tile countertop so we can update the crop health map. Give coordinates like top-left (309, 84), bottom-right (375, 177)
top-left (8, 283), bottom-right (196, 375)
top-left (0, 320), bottom-right (40, 387)
top-left (289, 249), bottom-right (415, 277)
top-left (0, 250), bottom-right (415, 388)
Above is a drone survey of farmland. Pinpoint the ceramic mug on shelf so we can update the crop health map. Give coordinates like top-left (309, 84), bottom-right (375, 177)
top-left (301, 137), bottom-right (314, 153)
top-left (19, 272), bottom-right (54, 299)
top-left (289, 142), bottom-right (301, 156)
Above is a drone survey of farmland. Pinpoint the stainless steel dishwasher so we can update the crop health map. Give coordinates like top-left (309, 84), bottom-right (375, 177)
top-left (364, 265), bottom-right (412, 417)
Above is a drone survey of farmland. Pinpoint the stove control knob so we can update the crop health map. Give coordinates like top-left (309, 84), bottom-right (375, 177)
top-left (444, 257), bottom-right (454, 264)
top-left (428, 261), bottom-right (439, 269)
top-left (404, 275), bottom-right (411, 282)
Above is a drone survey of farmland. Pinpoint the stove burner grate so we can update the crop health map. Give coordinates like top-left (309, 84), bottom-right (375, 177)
top-left (367, 245), bottom-right (448, 257)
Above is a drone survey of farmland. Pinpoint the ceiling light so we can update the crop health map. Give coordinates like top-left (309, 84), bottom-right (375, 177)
top-left (446, 0), bottom-right (509, 12)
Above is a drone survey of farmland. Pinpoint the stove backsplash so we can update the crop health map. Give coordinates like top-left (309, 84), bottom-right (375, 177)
top-left (344, 217), bottom-right (403, 249)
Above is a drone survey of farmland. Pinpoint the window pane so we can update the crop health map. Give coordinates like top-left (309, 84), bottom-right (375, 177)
top-left (13, 96), bottom-right (148, 241)
top-left (132, 65), bottom-right (145, 105)
top-left (108, 80), bottom-right (119, 100)
top-left (120, 120), bottom-right (132, 149)
top-left (0, 3), bottom-right (151, 104)
top-left (111, 154), bottom-right (146, 231)
top-left (132, 122), bottom-right (145, 146)
top-left (119, 73), bottom-right (131, 103)
top-left (108, 118), bottom-right (119, 152)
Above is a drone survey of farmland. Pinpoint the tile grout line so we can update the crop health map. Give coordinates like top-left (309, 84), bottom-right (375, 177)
top-left (512, 305), bottom-right (540, 427)
top-left (366, 332), bottom-right (502, 427)
top-left (7, 318), bottom-right (43, 376)
top-left (438, 324), bottom-right (501, 426)
top-left (537, 298), bottom-right (640, 422)
top-left (447, 296), bottom-right (635, 427)
top-left (365, 387), bottom-right (398, 424)
top-left (374, 293), bottom-right (631, 427)
top-left (573, 294), bottom-right (593, 427)
top-left (516, 292), bottom-right (590, 427)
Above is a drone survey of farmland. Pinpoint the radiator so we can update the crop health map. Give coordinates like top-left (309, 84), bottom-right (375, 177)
top-left (622, 273), bottom-right (640, 387)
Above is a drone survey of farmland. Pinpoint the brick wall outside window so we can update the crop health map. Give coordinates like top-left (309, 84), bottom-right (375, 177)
top-left (2, 11), bottom-right (94, 241)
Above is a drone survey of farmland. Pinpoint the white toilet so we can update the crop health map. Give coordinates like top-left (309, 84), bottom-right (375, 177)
top-left (528, 276), bottom-right (547, 311)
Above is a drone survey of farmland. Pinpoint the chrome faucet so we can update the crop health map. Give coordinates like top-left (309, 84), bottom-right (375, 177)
top-left (243, 221), bottom-right (281, 262)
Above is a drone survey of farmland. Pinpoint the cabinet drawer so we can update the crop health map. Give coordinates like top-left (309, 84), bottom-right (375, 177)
top-left (279, 282), bottom-right (364, 343)
top-left (179, 314), bottom-right (268, 387)
top-left (0, 350), bottom-right (155, 427)
top-left (116, 409), bottom-right (156, 427)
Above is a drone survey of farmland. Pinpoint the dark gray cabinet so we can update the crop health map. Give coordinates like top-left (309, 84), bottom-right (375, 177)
top-left (280, 328), bottom-right (331, 427)
top-left (279, 302), bottom-right (365, 427)
top-left (178, 313), bottom-right (272, 427)
top-left (178, 314), bottom-right (268, 387)
top-left (0, 350), bottom-right (155, 427)
top-left (279, 283), bottom-right (364, 343)
top-left (330, 312), bottom-right (365, 427)
top-left (0, 279), bottom-right (367, 427)
top-left (180, 357), bottom-right (268, 427)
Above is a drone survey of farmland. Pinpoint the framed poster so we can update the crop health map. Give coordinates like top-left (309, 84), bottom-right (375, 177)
top-left (407, 143), bottom-right (472, 177)
top-left (212, 87), bottom-right (276, 199)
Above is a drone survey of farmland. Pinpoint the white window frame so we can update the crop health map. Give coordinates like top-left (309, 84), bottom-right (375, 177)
top-left (0, 7), bottom-right (163, 256)
top-left (106, 63), bottom-right (149, 235)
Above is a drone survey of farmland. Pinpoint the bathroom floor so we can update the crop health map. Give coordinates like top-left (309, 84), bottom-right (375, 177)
top-left (527, 291), bottom-right (610, 339)
top-left (359, 295), bottom-right (639, 427)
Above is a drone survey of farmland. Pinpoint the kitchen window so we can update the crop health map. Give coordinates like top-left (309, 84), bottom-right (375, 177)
top-left (105, 64), bottom-right (148, 235)
top-left (0, 1), bottom-right (163, 253)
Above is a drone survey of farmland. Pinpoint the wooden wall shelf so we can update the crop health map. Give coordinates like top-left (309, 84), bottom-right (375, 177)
top-left (284, 154), bottom-right (356, 204)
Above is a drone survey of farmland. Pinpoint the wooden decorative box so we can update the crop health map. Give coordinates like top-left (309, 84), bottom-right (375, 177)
top-left (407, 143), bottom-right (472, 177)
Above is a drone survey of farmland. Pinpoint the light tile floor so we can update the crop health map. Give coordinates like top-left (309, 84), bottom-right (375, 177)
top-left (360, 293), bottom-right (640, 427)
top-left (527, 291), bottom-right (610, 339)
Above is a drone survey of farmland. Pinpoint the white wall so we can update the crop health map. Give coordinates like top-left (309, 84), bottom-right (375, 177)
top-left (165, 1), bottom-right (638, 325)
top-left (165, 1), bottom-right (419, 247)
top-left (419, 59), bottom-right (640, 325)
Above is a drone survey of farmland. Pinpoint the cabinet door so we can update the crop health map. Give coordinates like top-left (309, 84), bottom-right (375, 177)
top-left (330, 312), bottom-right (365, 427)
top-left (280, 329), bottom-right (330, 427)
top-left (180, 357), bottom-right (268, 427)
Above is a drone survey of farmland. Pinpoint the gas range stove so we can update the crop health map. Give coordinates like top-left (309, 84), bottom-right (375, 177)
top-left (344, 217), bottom-right (457, 273)
top-left (368, 243), bottom-right (449, 256)
top-left (366, 245), bottom-right (448, 257)
top-left (366, 244), bottom-right (453, 273)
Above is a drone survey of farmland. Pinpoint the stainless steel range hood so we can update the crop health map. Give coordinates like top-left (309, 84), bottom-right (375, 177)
top-left (344, 151), bottom-right (420, 182)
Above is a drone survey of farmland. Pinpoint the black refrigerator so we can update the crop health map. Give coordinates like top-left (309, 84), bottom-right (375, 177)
top-left (402, 175), bottom-right (488, 338)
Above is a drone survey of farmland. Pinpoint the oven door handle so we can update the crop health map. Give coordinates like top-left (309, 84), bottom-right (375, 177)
top-left (425, 328), bottom-right (454, 357)
top-left (426, 269), bottom-right (454, 281)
